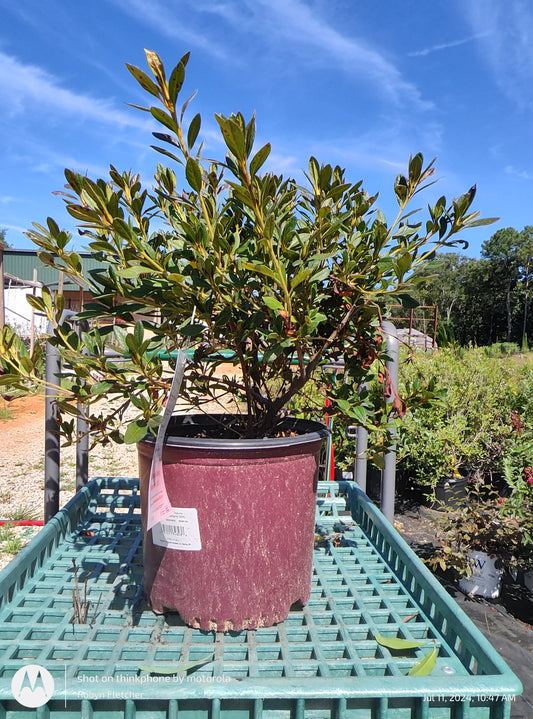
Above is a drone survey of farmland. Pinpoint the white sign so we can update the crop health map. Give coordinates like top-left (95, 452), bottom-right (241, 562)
top-left (152, 508), bottom-right (202, 551)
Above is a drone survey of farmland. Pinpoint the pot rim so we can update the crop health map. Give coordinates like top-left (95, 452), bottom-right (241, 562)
top-left (138, 414), bottom-right (330, 450)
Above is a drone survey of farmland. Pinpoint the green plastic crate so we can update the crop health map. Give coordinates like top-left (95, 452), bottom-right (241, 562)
top-left (0, 478), bottom-right (522, 718)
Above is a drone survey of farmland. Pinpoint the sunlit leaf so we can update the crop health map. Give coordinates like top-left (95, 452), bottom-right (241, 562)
top-left (374, 634), bottom-right (426, 650)
top-left (124, 420), bottom-right (148, 444)
top-left (408, 646), bottom-right (437, 676)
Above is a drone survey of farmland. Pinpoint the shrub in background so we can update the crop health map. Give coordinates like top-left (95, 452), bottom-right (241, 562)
top-left (396, 347), bottom-right (533, 497)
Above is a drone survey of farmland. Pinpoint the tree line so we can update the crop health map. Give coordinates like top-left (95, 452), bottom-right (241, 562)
top-left (411, 226), bottom-right (533, 347)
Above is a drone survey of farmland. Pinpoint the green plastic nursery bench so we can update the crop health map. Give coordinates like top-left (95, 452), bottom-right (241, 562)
top-left (0, 477), bottom-right (522, 718)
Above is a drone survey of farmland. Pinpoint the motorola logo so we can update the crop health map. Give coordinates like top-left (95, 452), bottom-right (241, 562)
top-left (11, 664), bottom-right (55, 707)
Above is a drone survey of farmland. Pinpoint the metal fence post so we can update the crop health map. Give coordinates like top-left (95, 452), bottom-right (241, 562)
top-left (76, 406), bottom-right (89, 491)
top-left (381, 321), bottom-right (399, 522)
top-left (44, 335), bottom-right (60, 523)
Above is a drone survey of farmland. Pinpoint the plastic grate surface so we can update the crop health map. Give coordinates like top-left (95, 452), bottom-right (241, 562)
top-left (0, 478), bottom-right (522, 718)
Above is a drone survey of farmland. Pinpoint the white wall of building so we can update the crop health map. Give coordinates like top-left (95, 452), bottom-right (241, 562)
top-left (4, 286), bottom-right (47, 338)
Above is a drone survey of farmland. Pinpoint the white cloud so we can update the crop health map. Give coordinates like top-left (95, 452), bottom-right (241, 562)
top-left (505, 165), bottom-right (533, 180)
top-left (408, 33), bottom-right (490, 58)
top-left (462, 1), bottom-right (533, 107)
top-left (109, 0), bottom-right (229, 60)
top-left (0, 51), bottom-right (153, 130)
top-left (113, 0), bottom-right (430, 111)
top-left (241, 0), bottom-right (431, 110)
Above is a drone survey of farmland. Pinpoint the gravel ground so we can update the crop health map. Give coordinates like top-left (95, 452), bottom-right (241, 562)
top-left (0, 394), bottom-right (139, 570)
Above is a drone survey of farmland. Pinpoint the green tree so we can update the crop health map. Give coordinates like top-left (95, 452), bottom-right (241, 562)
top-left (481, 228), bottom-right (521, 342)
top-left (518, 225), bottom-right (533, 349)
top-left (412, 252), bottom-right (471, 342)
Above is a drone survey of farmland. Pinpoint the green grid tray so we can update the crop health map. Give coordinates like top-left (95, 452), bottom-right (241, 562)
top-left (0, 477), bottom-right (522, 718)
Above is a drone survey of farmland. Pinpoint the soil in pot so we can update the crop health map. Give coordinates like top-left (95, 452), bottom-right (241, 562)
top-left (138, 415), bottom-right (328, 632)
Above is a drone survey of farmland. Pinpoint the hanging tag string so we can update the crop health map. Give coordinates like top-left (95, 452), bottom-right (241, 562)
top-left (146, 310), bottom-right (196, 531)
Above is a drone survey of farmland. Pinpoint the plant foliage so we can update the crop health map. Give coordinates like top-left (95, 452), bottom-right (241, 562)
top-left (0, 50), bottom-right (496, 442)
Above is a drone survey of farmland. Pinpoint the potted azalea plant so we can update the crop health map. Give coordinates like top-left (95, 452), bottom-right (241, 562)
top-left (0, 49), bottom-right (495, 630)
top-left (428, 484), bottom-right (533, 598)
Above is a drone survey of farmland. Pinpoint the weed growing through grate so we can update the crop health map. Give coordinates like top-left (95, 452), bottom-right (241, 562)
top-left (71, 558), bottom-right (102, 625)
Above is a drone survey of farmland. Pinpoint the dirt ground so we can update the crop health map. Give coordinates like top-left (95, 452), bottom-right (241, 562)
top-left (0, 392), bottom-right (138, 568)
top-left (1, 393), bottom-right (46, 451)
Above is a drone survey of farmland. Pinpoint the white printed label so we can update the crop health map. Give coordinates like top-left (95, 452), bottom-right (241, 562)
top-left (152, 508), bottom-right (202, 551)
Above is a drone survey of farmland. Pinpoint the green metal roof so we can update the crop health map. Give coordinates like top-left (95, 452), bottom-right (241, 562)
top-left (2, 249), bottom-right (106, 291)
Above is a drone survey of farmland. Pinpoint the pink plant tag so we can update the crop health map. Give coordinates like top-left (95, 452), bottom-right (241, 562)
top-left (146, 459), bottom-right (172, 531)
top-left (146, 348), bottom-right (189, 531)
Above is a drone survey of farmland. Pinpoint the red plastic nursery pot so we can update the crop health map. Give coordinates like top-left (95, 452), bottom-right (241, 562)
top-left (138, 415), bottom-right (329, 632)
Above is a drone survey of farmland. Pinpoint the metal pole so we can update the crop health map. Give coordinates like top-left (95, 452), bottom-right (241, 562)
top-left (44, 335), bottom-right (61, 523)
top-left (76, 406), bottom-right (90, 491)
top-left (381, 321), bottom-right (399, 523)
top-left (355, 425), bottom-right (368, 492)
top-left (75, 317), bottom-right (90, 491)
top-left (0, 243), bottom-right (4, 330)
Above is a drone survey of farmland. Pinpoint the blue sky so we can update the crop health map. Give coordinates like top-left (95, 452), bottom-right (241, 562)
top-left (1, 0), bottom-right (533, 256)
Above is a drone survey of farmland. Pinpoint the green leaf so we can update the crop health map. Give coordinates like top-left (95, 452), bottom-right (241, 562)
top-left (91, 381), bottom-right (115, 395)
top-left (308, 156), bottom-right (320, 187)
top-left (36, 251), bottom-right (56, 267)
top-left (139, 653), bottom-right (214, 675)
top-left (291, 268), bottom-right (312, 290)
top-left (185, 158), bottom-right (203, 193)
top-left (215, 113), bottom-right (245, 160)
top-left (397, 293), bottom-right (419, 310)
top-left (395, 253), bottom-right (412, 277)
top-left (180, 323), bottom-right (205, 337)
top-left (117, 265), bottom-right (148, 279)
top-left (124, 420), bottom-right (148, 444)
top-left (125, 64), bottom-right (160, 98)
top-left (187, 113), bottom-right (201, 150)
top-left (67, 205), bottom-right (100, 223)
top-left (408, 646), bottom-right (437, 676)
top-left (26, 295), bottom-right (47, 313)
top-left (263, 296), bottom-right (284, 311)
top-left (250, 143), bottom-right (271, 176)
top-left (408, 153), bottom-right (423, 182)
top-left (374, 634), bottom-right (426, 650)
top-left (134, 320), bottom-right (144, 347)
top-left (465, 216), bottom-right (499, 228)
top-left (241, 261), bottom-right (279, 282)
top-left (349, 405), bottom-right (369, 425)
top-left (151, 145), bottom-right (182, 164)
top-left (168, 52), bottom-right (190, 105)
top-left (150, 107), bottom-right (178, 134)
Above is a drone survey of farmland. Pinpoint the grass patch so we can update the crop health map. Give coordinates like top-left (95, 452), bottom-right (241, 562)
top-left (5, 505), bottom-right (39, 522)
top-left (0, 406), bottom-right (13, 422)
top-left (0, 526), bottom-right (23, 556)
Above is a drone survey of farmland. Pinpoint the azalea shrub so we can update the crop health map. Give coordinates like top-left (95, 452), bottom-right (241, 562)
top-left (429, 485), bottom-right (533, 575)
top-left (0, 49), bottom-right (495, 445)
top-left (396, 346), bottom-right (533, 497)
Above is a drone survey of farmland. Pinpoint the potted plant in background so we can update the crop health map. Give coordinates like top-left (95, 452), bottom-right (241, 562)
top-left (428, 483), bottom-right (533, 599)
top-left (0, 49), bottom-right (495, 630)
